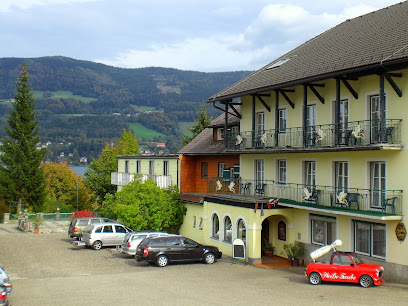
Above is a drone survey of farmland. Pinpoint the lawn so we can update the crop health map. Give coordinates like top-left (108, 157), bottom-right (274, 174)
top-left (128, 122), bottom-right (165, 140)
top-left (33, 91), bottom-right (98, 103)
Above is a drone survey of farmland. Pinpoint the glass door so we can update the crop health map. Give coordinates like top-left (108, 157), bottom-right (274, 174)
top-left (338, 99), bottom-right (349, 144)
top-left (306, 104), bottom-right (316, 146)
top-left (370, 162), bottom-right (385, 208)
top-left (370, 95), bottom-right (386, 143)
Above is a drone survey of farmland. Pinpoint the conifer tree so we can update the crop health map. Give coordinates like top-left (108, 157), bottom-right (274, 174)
top-left (0, 64), bottom-right (47, 212)
top-left (182, 105), bottom-right (213, 145)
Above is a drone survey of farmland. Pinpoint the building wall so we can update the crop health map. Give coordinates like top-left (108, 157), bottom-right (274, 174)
top-left (179, 155), bottom-right (239, 193)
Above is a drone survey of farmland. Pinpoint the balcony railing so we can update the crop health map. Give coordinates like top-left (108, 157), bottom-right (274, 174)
top-left (111, 172), bottom-right (172, 189)
top-left (207, 178), bottom-right (402, 215)
top-left (226, 119), bottom-right (402, 150)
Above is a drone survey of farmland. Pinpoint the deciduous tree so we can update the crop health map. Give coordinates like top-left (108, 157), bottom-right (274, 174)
top-left (0, 64), bottom-right (47, 212)
top-left (101, 179), bottom-right (185, 233)
top-left (43, 163), bottom-right (92, 212)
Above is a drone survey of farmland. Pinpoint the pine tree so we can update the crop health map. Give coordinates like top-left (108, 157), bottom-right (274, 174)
top-left (0, 64), bottom-right (47, 212)
top-left (182, 105), bottom-right (213, 145)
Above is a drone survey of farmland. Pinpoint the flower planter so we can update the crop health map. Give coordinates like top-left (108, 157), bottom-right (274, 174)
top-left (34, 228), bottom-right (40, 234)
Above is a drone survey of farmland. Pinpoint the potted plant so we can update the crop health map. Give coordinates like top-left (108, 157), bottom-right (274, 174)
top-left (282, 242), bottom-right (305, 266)
top-left (261, 240), bottom-right (274, 256)
top-left (33, 214), bottom-right (43, 234)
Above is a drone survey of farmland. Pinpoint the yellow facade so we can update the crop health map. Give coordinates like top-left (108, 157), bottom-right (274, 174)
top-left (180, 69), bottom-right (408, 283)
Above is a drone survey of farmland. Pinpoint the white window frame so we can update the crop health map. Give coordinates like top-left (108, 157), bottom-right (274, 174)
top-left (211, 213), bottom-right (220, 240)
top-left (278, 108), bottom-right (287, 132)
top-left (163, 160), bottom-right (169, 176)
top-left (256, 111), bottom-right (265, 136)
top-left (370, 161), bottom-right (386, 209)
top-left (354, 220), bottom-right (386, 259)
top-left (223, 216), bottom-right (232, 244)
top-left (277, 159), bottom-right (287, 184)
top-left (149, 160), bottom-right (154, 175)
top-left (310, 214), bottom-right (336, 246)
top-left (136, 160), bottom-right (141, 174)
top-left (217, 128), bottom-right (224, 140)
top-left (236, 218), bottom-right (246, 246)
top-left (304, 161), bottom-right (316, 189)
top-left (255, 159), bottom-right (265, 185)
top-left (218, 162), bottom-right (226, 178)
top-left (334, 161), bottom-right (348, 192)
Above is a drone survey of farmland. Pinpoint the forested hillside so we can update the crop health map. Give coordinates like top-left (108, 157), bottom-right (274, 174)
top-left (0, 56), bottom-right (251, 162)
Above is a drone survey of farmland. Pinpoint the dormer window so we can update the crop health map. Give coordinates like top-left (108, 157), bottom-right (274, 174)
top-left (266, 56), bottom-right (295, 70)
top-left (217, 128), bottom-right (224, 141)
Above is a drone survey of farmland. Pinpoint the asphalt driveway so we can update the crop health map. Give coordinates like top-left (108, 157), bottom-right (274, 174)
top-left (1, 223), bottom-right (408, 305)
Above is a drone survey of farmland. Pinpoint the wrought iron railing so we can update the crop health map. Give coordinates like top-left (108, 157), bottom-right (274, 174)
top-left (226, 119), bottom-right (402, 150)
top-left (111, 172), bottom-right (172, 189)
top-left (207, 178), bottom-right (402, 215)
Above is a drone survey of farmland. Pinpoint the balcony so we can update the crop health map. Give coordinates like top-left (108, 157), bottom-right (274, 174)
top-left (206, 178), bottom-right (402, 217)
top-left (111, 172), bottom-right (172, 189)
top-left (227, 119), bottom-right (402, 152)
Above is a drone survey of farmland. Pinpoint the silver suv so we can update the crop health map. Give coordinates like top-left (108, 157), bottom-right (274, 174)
top-left (68, 217), bottom-right (112, 239)
top-left (82, 222), bottom-right (133, 250)
top-left (121, 231), bottom-right (170, 256)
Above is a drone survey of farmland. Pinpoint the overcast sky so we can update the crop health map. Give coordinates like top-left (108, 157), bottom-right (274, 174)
top-left (0, 0), bottom-right (403, 72)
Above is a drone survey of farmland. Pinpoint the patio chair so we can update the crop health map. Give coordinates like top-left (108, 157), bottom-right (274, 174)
top-left (382, 197), bottom-right (397, 214)
top-left (255, 184), bottom-right (266, 196)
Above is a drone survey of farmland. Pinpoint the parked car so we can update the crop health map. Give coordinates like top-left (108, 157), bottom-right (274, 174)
top-left (68, 217), bottom-right (112, 239)
top-left (305, 251), bottom-right (384, 288)
top-left (135, 235), bottom-right (222, 267)
top-left (0, 266), bottom-right (11, 295)
top-left (81, 222), bottom-right (133, 250)
top-left (121, 231), bottom-right (170, 256)
top-left (0, 285), bottom-right (8, 306)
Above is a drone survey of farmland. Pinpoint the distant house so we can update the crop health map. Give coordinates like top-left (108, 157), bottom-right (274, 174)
top-left (59, 152), bottom-right (64, 157)
top-left (111, 155), bottom-right (180, 191)
top-left (156, 143), bottom-right (166, 148)
top-left (80, 157), bottom-right (88, 163)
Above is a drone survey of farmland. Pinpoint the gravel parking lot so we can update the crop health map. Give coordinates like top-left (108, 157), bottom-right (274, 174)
top-left (1, 223), bottom-right (408, 305)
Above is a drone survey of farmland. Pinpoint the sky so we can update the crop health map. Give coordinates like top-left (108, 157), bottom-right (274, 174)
top-left (0, 0), bottom-right (404, 72)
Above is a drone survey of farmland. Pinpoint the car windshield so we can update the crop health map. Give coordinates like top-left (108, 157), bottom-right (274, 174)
top-left (132, 234), bottom-right (147, 241)
top-left (352, 255), bottom-right (364, 265)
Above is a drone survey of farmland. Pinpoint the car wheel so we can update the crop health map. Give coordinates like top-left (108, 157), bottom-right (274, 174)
top-left (309, 272), bottom-right (321, 285)
top-left (92, 240), bottom-right (102, 250)
top-left (359, 275), bottom-right (373, 288)
top-left (204, 252), bottom-right (215, 264)
top-left (156, 255), bottom-right (168, 267)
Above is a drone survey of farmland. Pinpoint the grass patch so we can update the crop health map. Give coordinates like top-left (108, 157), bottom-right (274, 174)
top-left (128, 122), bottom-right (165, 140)
top-left (131, 105), bottom-right (162, 112)
top-left (33, 91), bottom-right (97, 103)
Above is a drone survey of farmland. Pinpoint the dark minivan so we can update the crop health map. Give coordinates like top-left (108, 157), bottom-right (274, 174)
top-left (135, 236), bottom-right (222, 267)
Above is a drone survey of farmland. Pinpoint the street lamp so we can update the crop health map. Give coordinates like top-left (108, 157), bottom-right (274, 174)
top-left (75, 181), bottom-right (79, 210)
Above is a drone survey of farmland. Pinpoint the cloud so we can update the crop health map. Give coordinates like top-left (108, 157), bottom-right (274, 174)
top-left (0, 0), bottom-right (98, 12)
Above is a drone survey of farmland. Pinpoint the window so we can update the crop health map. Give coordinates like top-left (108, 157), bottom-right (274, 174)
top-left (217, 128), bottom-right (224, 140)
top-left (218, 163), bottom-right (226, 178)
top-left (124, 160), bottom-right (129, 173)
top-left (211, 214), bottom-right (219, 240)
top-left (266, 57), bottom-right (293, 70)
top-left (149, 160), bottom-right (154, 175)
top-left (311, 214), bottom-right (336, 245)
top-left (198, 217), bottom-right (203, 230)
top-left (370, 95), bottom-right (386, 142)
top-left (370, 162), bottom-right (386, 208)
top-left (354, 221), bottom-right (386, 258)
top-left (223, 216), bottom-right (232, 243)
top-left (231, 126), bottom-right (239, 135)
top-left (278, 108), bottom-right (287, 132)
top-left (201, 162), bottom-right (208, 177)
top-left (335, 161), bottom-right (348, 192)
top-left (163, 160), bottom-right (169, 176)
top-left (277, 159), bottom-right (287, 184)
top-left (103, 225), bottom-right (113, 233)
top-left (338, 99), bottom-right (349, 130)
top-left (278, 221), bottom-right (286, 241)
top-left (193, 216), bottom-right (196, 228)
top-left (256, 112), bottom-right (265, 136)
top-left (304, 161), bottom-right (316, 189)
top-left (115, 225), bottom-right (126, 233)
top-left (136, 160), bottom-right (141, 174)
top-left (237, 219), bottom-right (246, 245)
top-left (255, 160), bottom-right (265, 185)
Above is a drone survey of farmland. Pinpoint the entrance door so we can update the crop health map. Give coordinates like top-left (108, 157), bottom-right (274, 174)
top-left (370, 95), bottom-right (386, 143)
top-left (261, 219), bottom-right (270, 253)
top-left (306, 104), bottom-right (316, 146)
